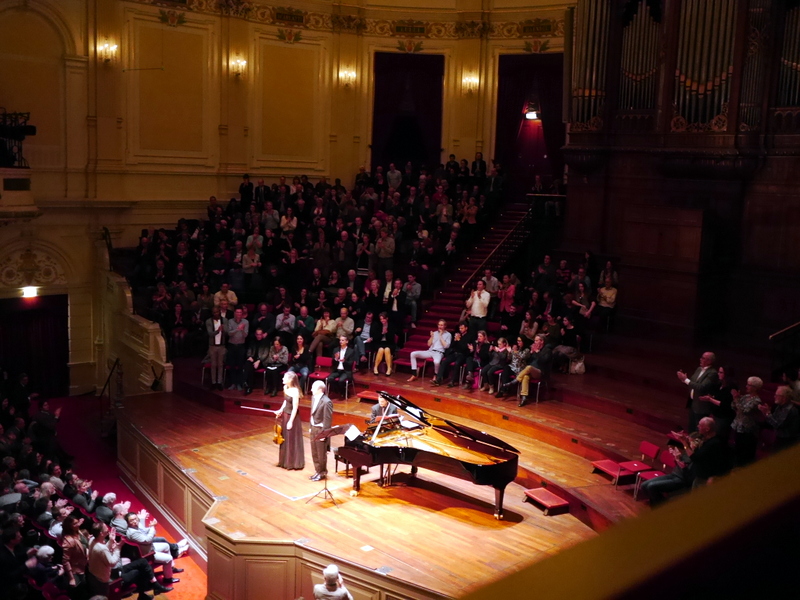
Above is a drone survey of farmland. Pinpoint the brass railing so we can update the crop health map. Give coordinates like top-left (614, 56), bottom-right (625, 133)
top-left (769, 319), bottom-right (800, 380)
top-left (461, 206), bottom-right (534, 292)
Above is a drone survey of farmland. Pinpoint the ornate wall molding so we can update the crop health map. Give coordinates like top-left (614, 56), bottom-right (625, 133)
top-left (0, 245), bottom-right (69, 288)
top-left (126, 0), bottom-right (564, 41)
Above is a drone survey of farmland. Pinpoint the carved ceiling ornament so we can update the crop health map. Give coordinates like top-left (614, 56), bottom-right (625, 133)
top-left (0, 246), bottom-right (68, 288)
top-left (128, 0), bottom-right (564, 40)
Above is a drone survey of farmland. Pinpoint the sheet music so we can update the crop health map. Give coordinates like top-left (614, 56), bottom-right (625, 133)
top-left (345, 425), bottom-right (361, 441)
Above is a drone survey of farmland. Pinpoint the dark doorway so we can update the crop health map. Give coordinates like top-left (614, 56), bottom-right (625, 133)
top-left (371, 52), bottom-right (445, 172)
top-left (0, 295), bottom-right (70, 398)
top-left (495, 53), bottom-right (565, 199)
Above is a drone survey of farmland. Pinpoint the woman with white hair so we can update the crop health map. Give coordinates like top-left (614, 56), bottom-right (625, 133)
top-left (27, 544), bottom-right (65, 588)
top-left (731, 376), bottom-right (764, 466)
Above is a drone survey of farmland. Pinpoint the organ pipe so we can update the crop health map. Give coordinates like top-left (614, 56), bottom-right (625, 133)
top-left (571, 0), bottom-right (611, 127)
top-left (738, 0), bottom-right (771, 130)
top-left (619, 1), bottom-right (660, 111)
top-left (673, 0), bottom-right (737, 130)
top-left (777, 6), bottom-right (800, 107)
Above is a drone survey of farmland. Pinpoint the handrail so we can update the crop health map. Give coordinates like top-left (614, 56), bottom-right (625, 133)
top-left (99, 357), bottom-right (120, 401)
top-left (461, 206), bottom-right (534, 291)
top-left (769, 320), bottom-right (800, 341)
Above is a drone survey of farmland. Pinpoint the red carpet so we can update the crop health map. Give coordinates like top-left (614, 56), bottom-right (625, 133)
top-left (50, 395), bottom-right (207, 600)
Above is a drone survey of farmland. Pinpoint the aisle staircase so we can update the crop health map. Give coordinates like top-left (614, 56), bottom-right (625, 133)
top-left (394, 202), bottom-right (531, 373)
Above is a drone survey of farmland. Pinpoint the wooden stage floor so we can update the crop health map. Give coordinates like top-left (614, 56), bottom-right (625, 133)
top-left (119, 392), bottom-right (600, 598)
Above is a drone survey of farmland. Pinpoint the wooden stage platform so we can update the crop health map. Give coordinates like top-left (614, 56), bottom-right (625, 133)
top-left (118, 391), bottom-right (608, 599)
top-left (119, 347), bottom-right (736, 599)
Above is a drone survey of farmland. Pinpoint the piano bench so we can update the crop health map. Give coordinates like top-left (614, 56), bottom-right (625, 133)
top-left (523, 488), bottom-right (570, 516)
top-left (357, 390), bottom-right (380, 403)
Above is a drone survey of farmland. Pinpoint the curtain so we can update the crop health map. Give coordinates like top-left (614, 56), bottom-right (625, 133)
top-left (0, 295), bottom-right (70, 398)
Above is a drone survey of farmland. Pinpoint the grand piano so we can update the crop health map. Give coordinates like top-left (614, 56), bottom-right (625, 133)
top-left (337, 392), bottom-right (520, 519)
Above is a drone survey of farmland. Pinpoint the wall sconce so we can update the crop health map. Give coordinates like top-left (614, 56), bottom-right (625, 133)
top-left (98, 41), bottom-right (118, 64)
top-left (231, 58), bottom-right (247, 77)
top-left (462, 73), bottom-right (479, 95)
top-left (338, 68), bottom-right (356, 88)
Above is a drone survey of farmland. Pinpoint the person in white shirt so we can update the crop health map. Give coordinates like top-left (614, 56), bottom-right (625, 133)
top-left (87, 521), bottom-right (170, 599)
top-left (124, 511), bottom-right (183, 583)
top-left (408, 320), bottom-right (452, 382)
top-left (465, 280), bottom-right (490, 336)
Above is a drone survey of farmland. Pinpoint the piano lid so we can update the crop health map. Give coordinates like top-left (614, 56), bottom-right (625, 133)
top-left (377, 391), bottom-right (520, 454)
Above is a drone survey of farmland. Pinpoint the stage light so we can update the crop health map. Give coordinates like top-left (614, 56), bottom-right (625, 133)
top-left (525, 110), bottom-right (539, 120)
top-left (22, 286), bottom-right (38, 298)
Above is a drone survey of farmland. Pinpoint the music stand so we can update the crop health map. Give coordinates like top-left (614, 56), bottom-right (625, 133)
top-left (306, 424), bottom-right (351, 506)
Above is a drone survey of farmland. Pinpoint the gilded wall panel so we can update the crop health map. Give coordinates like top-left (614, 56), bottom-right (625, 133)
top-left (125, 8), bottom-right (219, 166)
top-left (253, 35), bottom-right (328, 170)
top-left (0, 9), bottom-right (65, 169)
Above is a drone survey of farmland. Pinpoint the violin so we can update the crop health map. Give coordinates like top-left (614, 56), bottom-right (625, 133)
top-left (273, 417), bottom-right (284, 445)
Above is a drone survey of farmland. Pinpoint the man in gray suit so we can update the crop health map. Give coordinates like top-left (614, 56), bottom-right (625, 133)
top-left (677, 351), bottom-right (720, 433)
top-left (309, 380), bottom-right (333, 482)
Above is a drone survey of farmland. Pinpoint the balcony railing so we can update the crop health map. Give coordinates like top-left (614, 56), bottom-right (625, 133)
top-left (461, 205), bottom-right (535, 292)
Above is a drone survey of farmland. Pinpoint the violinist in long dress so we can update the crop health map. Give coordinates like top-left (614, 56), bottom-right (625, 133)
top-left (271, 371), bottom-right (305, 470)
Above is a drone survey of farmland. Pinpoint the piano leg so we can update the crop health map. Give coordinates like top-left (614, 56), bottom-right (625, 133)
top-left (494, 486), bottom-right (506, 520)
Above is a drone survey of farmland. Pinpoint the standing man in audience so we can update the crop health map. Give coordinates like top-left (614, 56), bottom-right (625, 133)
top-left (404, 273), bottom-right (422, 329)
top-left (295, 305), bottom-right (316, 339)
top-left (677, 351), bottom-right (719, 432)
top-left (309, 381), bottom-right (333, 482)
top-left (759, 385), bottom-right (800, 451)
top-left (408, 320), bottom-right (451, 382)
top-left (465, 280), bottom-right (490, 336)
top-left (471, 151), bottom-right (487, 181)
top-left (274, 305), bottom-right (296, 348)
top-left (239, 174), bottom-right (254, 212)
top-left (206, 306), bottom-right (227, 390)
top-left (243, 328), bottom-right (269, 396)
top-left (326, 336), bottom-right (356, 397)
top-left (226, 307), bottom-right (249, 391)
top-left (596, 276), bottom-right (618, 330)
top-left (213, 282), bottom-right (238, 308)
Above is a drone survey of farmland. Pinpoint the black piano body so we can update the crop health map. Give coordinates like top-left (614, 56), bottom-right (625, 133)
top-left (337, 392), bottom-right (520, 519)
